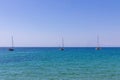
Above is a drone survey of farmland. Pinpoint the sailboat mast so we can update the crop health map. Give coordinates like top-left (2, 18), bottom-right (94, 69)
top-left (97, 35), bottom-right (100, 48)
top-left (62, 37), bottom-right (64, 48)
top-left (11, 36), bottom-right (14, 48)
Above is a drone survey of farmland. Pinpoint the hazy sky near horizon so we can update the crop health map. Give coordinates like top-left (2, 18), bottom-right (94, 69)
top-left (0, 0), bottom-right (120, 47)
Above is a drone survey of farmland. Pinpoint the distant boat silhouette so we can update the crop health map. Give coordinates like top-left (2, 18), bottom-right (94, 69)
top-left (9, 36), bottom-right (14, 51)
top-left (96, 35), bottom-right (101, 50)
top-left (60, 37), bottom-right (64, 51)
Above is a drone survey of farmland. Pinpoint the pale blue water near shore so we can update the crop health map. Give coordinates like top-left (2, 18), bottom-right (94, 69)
top-left (0, 47), bottom-right (120, 80)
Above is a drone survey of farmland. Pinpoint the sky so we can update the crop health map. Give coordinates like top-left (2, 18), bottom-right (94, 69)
top-left (0, 0), bottom-right (120, 47)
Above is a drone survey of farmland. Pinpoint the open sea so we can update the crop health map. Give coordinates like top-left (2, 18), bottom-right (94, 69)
top-left (0, 47), bottom-right (120, 80)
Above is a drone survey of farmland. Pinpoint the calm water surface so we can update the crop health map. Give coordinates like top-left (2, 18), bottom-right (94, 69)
top-left (0, 47), bottom-right (120, 80)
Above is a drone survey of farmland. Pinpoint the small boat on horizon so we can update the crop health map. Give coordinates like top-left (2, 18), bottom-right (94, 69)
top-left (96, 47), bottom-right (101, 50)
top-left (9, 36), bottom-right (14, 51)
top-left (60, 37), bottom-right (64, 51)
top-left (96, 35), bottom-right (101, 50)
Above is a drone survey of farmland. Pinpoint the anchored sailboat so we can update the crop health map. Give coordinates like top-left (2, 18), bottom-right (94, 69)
top-left (9, 36), bottom-right (14, 51)
top-left (60, 37), bottom-right (64, 51)
top-left (96, 35), bottom-right (101, 50)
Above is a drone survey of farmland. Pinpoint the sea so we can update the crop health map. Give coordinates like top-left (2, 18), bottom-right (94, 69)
top-left (0, 47), bottom-right (120, 80)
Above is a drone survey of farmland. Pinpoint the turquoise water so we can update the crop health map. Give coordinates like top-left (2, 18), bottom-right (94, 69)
top-left (0, 47), bottom-right (120, 80)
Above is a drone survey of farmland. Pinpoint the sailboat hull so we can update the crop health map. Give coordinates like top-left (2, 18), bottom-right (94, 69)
top-left (96, 47), bottom-right (101, 50)
top-left (9, 48), bottom-right (14, 51)
top-left (59, 47), bottom-right (64, 51)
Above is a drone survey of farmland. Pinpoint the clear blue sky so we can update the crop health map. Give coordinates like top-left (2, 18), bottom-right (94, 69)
top-left (0, 0), bottom-right (120, 47)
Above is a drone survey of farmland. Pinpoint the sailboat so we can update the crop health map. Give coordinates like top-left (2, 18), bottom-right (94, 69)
top-left (9, 36), bottom-right (14, 51)
top-left (60, 37), bottom-right (64, 51)
top-left (96, 35), bottom-right (101, 50)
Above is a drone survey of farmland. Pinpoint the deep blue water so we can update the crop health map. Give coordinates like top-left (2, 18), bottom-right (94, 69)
top-left (0, 47), bottom-right (120, 80)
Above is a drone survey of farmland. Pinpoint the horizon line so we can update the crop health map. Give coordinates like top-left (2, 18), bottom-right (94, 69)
top-left (1, 46), bottom-right (120, 48)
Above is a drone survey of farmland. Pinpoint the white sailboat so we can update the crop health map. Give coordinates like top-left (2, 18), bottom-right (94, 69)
top-left (96, 35), bottom-right (101, 50)
top-left (9, 36), bottom-right (14, 51)
top-left (60, 37), bottom-right (64, 51)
